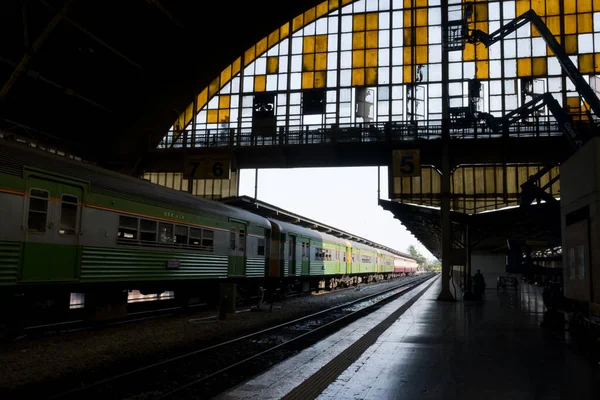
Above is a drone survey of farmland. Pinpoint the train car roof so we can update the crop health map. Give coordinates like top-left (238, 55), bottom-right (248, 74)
top-left (0, 140), bottom-right (271, 229)
top-left (270, 218), bottom-right (384, 251)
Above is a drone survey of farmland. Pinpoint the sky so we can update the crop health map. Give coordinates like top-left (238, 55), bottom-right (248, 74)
top-left (238, 166), bottom-right (435, 260)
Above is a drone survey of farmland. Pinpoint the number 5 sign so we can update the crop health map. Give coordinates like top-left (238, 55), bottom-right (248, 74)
top-left (392, 149), bottom-right (421, 177)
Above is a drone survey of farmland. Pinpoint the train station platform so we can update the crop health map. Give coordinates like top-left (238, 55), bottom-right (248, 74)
top-left (219, 276), bottom-right (599, 400)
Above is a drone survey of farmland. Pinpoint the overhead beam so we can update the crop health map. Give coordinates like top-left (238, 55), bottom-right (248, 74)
top-left (0, 56), bottom-right (112, 112)
top-left (145, 0), bottom-right (186, 30)
top-left (39, 0), bottom-right (143, 70)
top-left (0, 0), bottom-right (76, 101)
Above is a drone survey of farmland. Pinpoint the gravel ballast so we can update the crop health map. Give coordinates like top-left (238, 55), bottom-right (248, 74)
top-left (0, 278), bottom-right (413, 395)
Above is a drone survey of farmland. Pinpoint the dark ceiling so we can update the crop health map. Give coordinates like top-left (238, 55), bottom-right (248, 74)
top-left (1, 0), bottom-right (322, 170)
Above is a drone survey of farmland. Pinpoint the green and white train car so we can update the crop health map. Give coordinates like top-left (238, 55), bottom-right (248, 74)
top-left (0, 140), bottom-right (271, 320)
top-left (268, 219), bottom-right (402, 291)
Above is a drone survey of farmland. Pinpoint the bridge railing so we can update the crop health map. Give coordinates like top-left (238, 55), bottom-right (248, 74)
top-left (157, 119), bottom-right (564, 149)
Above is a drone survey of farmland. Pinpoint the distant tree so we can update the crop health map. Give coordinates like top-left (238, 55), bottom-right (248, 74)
top-left (407, 245), bottom-right (427, 270)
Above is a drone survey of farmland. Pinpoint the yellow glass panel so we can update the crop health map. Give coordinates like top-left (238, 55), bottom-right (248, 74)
top-left (404, 10), bottom-right (411, 28)
top-left (304, 7), bottom-right (316, 25)
top-left (579, 54), bottom-right (595, 74)
top-left (532, 57), bottom-right (547, 76)
top-left (416, 27), bottom-right (428, 45)
top-left (316, 35), bottom-right (328, 52)
top-left (302, 72), bottom-right (314, 89)
top-left (244, 46), bottom-right (255, 66)
top-left (476, 60), bottom-right (489, 79)
top-left (354, 14), bottom-right (365, 31)
top-left (564, 15), bottom-right (577, 34)
top-left (404, 47), bottom-right (412, 65)
top-left (564, 1), bottom-right (576, 14)
top-left (366, 49), bottom-right (378, 67)
top-left (218, 109), bottom-right (230, 123)
top-left (366, 31), bottom-right (378, 48)
top-left (463, 44), bottom-right (475, 61)
top-left (196, 88), bottom-right (208, 112)
top-left (415, 0), bottom-right (427, 6)
top-left (219, 95), bottom-right (231, 109)
top-left (220, 65), bottom-right (232, 87)
top-left (596, 54), bottom-right (600, 72)
top-left (531, 0), bottom-right (545, 15)
top-left (517, 58), bottom-right (532, 76)
top-left (578, 13), bottom-right (593, 33)
top-left (353, 50), bottom-right (365, 68)
top-left (256, 37), bottom-right (268, 56)
top-left (184, 103), bottom-right (193, 126)
top-left (403, 28), bottom-right (412, 46)
top-left (565, 35), bottom-right (578, 55)
top-left (366, 13), bottom-right (378, 30)
top-left (267, 56), bottom-right (279, 74)
top-left (596, 0), bottom-right (600, 11)
top-left (366, 67), bottom-right (377, 85)
top-left (329, 0), bottom-right (339, 10)
top-left (352, 68), bottom-right (365, 86)
top-left (403, 66), bottom-right (412, 83)
top-left (566, 97), bottom-right (580, 113)
top-left (280, 22), bottom-right (290, 39)
top-left (316, 53), bottom-right (327, 70)
top-left (475, 3), bottom-right (488, 21)
top-left (416, 46), bottom-right (427, 64)
top-left (342, 0), bottom-right (352, 5)
top-left (292, 15), bottom-right (304, 32)
top-left (404, 0), bottom-right (411, 8)
top-left (315, 71), bottom-right (326, 88)
top-left (580, 0), bottom-right (593, 12)
top-left (516, 0), bottom-right (530, 16)
top-left (416, 9), bottom-right (427, 26)
top-left (545, 16), bottom-right (561, 36)
top-left (353, 32), bottom-right (365, 49)
top-left (476, 44), bottom-right (488, 60)
top-left (268, 29), bottom-right (280, 48)
top-left (207, 110), bottom-right (218, 124)
top-left (546, 0), bottom-right (560, 15)
top-left (316, 1), bottom-right (329, 18)
top-left (209, 77), bottom-right (220, 97)
top-left (304, 36), bottom-right (315, 53)
top-left (254, 75), bottom-right (266, 92)
top-left (232, 57), bottom-right (241, 75)
top-left (303, 54), bottom-right (315, 71)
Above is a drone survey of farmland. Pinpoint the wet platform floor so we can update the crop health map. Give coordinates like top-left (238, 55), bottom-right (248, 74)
top-left (220, 276), bottom-right (600, 400)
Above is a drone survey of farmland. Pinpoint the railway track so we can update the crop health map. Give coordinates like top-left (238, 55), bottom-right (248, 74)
top-left (48, 273), bottom-right (437, 400)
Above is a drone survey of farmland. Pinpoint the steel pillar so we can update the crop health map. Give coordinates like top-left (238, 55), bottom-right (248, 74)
top-left (437, 0), bottom-right (455, 301)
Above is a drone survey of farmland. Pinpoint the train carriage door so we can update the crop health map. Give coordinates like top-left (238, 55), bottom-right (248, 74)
top-left (228, 221), bottom-right (247, 276)
top-left (288, 234), bottom-right (297, 275)
top-left (301, 237), bottom-right (310, 275)
top-left (22, 175), bottom-right (83, 282)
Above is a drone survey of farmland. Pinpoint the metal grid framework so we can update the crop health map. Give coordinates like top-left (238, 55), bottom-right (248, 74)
top-left (160, 0), bottom-right (600, 148)
top-left (392, 164), bottom-right (560, 213)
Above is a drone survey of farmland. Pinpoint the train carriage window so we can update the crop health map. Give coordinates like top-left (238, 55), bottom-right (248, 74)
top-left (238, 229), bottom-right (245, 252)
top-left (258, 238), bottom-right (265, 256)
top-left (174, 225), bottom-right (188, 245)
top-left (158, 222), bottom-right (174, 243)
top-left (230, 229), bottom-right (236, 250)
top-left (140, 219), bottom-right (157, 242)
top-left (28, 188), bottom-right (49, 232)
top-left (118, 215), bottom-right (138, 240)
top-left (202, 230), bottom-right (214, 251)
top-left (59, 195), bottom-right (78, 235)
top-left (189, 228), bottom-right (202, 246)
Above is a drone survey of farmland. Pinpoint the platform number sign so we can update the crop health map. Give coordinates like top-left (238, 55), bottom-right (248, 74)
top-left (392, 149), bottom-right (421, 178)
top-left (186, 157), bottom-right (231, 179)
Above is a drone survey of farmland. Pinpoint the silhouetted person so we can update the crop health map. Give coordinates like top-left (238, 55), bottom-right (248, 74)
top-left (473, 269), bottom-right (486, 300)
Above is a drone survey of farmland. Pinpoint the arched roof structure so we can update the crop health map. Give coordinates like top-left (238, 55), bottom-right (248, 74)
top-left (1, 0), bottom-right (324, 169)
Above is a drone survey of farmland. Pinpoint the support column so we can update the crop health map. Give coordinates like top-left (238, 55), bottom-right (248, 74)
top-left (464, 218), bottom-right (474, 300)
top-left (437, 0), bottom-right (455, 301)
